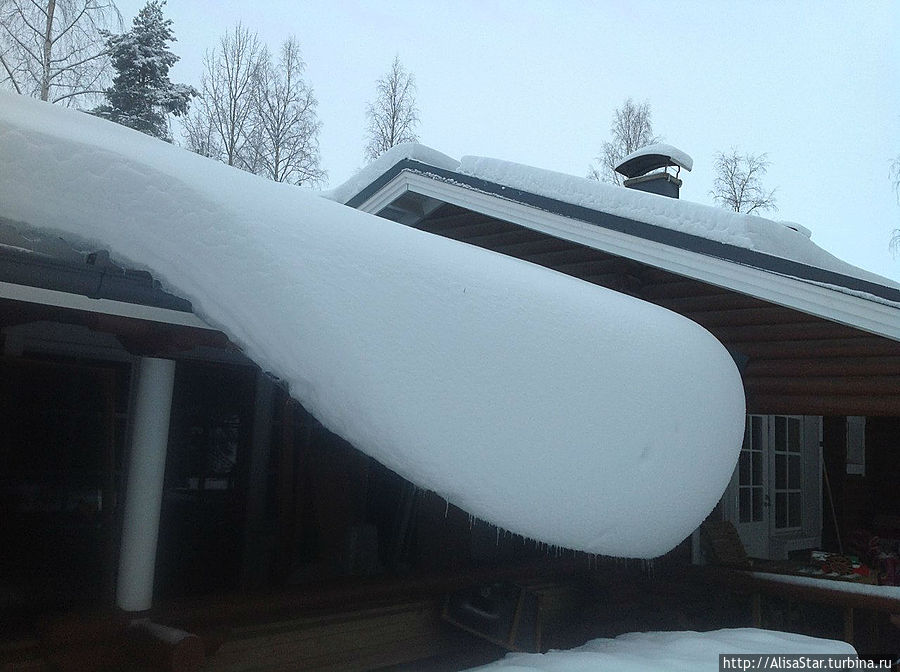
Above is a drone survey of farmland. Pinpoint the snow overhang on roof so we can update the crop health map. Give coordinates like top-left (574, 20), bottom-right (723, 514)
top-left (331, 147), bottom-right (900, 343)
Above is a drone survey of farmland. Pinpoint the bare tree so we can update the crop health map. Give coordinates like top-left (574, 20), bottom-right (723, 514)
top-left (891, 155), bottom-right (900, 254)
top-left (184, 24), bottom-right (263, 168)
top-left (710, 148), bottom-right (778, 215)
top-left (249, 36), bottom-right (324, 186)
top-left (0, 0), bottom-right (122, 105)
top-left (364, 54), bottom-right (419, 161)
top-left (588, 98), bottom-right (660, 185)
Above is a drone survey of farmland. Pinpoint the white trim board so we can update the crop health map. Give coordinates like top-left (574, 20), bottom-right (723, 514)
top-left (0, 279), bottom-right (214, 330)
top-left (358, 171), bottom-right (900, 343)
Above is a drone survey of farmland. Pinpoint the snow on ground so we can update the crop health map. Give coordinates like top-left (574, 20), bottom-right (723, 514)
top-left (327, 143), bottom-right (897, 291)
top-left (0, 94), bottom-right (746, 557)
top-left (465, 629), bottom-right (856, 672)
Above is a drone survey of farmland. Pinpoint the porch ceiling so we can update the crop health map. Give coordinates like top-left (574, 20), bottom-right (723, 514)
top-left (406, 203), bottom-right (900, 417)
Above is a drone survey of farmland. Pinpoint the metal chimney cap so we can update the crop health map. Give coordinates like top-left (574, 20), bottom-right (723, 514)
top-left (615, 143), bottom-right (694, 178)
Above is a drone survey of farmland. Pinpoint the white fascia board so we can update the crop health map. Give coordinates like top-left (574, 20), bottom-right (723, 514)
top-left (357, 171), bottom-right (900, 343)
top-left (0, 279), bottom-right (215, 330)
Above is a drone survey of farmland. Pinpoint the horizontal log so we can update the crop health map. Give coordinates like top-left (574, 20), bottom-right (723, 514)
top-left (746, 392), bottom-right (900, 416)
top-left (501, 238), bottom-right (584, 258)
top-left (421, 217), bottom-right (515, 240)
top-left (554, 258), bottom-right (641, 278)
top-left (745, 356), bottom-right (900, 378)
top-left (729, 338), bottom-right (900, 360)
top-left (687, 307), bottom-right (824, 329)
top-left (421, 211), bottom-right (495, 231)
top-left (464, 228), bottom-right (547, 249)
top-left (640, 280), bottom-right (731, 300)
top-left (708, 321), bottom-right (866, 343)
top-left (518, 246), bottom-right (604, 266)
top-left (745, 375), bottom-right (900, 397)
top-left (654, 293), bottom-right (768, 313)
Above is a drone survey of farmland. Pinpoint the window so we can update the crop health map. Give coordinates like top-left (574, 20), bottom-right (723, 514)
top-left (723, 415), bottom-right (822, 560)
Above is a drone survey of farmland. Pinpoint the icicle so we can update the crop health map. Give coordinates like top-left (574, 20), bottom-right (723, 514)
top-left (444, 499), bottom-right (449, 518)
top-left (496, 527), bottom-right (500, 546)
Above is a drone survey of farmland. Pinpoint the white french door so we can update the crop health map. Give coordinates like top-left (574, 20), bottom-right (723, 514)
top-left (727, 415), bottom-right (822, 560)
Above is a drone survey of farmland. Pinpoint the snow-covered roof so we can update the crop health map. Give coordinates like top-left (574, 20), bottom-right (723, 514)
top-left (330, 144), bottom-right (900, 341)
top-left (0, 93), bottom-right (746, 558)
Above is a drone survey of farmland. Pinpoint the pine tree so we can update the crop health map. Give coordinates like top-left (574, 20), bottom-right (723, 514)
top-left (92, 0), bottom-right (196, 140)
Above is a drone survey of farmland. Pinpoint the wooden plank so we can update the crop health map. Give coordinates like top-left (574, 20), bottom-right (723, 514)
top-left (708, 321), bottom-right (870, 343)
top-left (497, 238), bottom-right (581, 258)
top-left (687, 307), bottom-right (823, 328)
top-left (420, 218), bottom-right (513, 239)
top-left (208, 606), bottom-right (450, 671)
top-left (745, 376), bottom-right (900, 397)
top-left (463, 228), bottom-right (547, 249)
top-left (746, 393), bottom-right (900, 417)
top-left (745, 356), bottom-right (900, 378)
top-left (640, 280), bottom-right (741, 300)
top-left (653, 293), bottom-right (768, 313)
top-left (728, 338), bottom-right (900, 360)
top-left (553, 258), bottom-right (637, 278)
top-left (419, 211), bottom-right (495, 231)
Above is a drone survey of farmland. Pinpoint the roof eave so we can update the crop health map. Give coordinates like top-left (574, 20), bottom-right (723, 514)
top-left (352, 167), bottom-right (900, 343)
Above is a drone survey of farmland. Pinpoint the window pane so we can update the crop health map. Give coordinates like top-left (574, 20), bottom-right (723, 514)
top-left (775, 454), bottom-right (786, 489)
top-left (788, 492), bottom-right (802, 528)
top-left (775, 492), bottom-right (787, 528)
top-left (739, 488), bottom-right (751, 523)
top-left (775, 416), bottom-right (786, 449)
top-left (788, 418), bottom-right (801, 453)
top-left (752, 487), bottom-right (763, 522)
top-left (739, 450), bottom-right (750, 484)
top-left (752, 416), bottom-right (763, 451)
top-left (788, 455), bottom-right (801, 489)
top-left (752, 449), bottom-right (762, 485)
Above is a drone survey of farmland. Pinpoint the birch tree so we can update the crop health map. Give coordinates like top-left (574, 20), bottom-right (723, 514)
top-left (710, 148), bottom-right (777, 215)
top-left (0, 0), bottom-right (121, 105)
top-left (364, 54), bottom-right (419, 161)
top-left (184, 23), bottom-right (262, 168)
top-left (891, 155), bottom-right (900, 254)
top-left (588, 98), bottom-right (660, 185)
top-left (249, 36), bottom-right (324, 186)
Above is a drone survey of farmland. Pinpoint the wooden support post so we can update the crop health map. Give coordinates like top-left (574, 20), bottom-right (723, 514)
top-left (843, 607), bottom-right (854, 645)
top-left (752, 592), bottom-right (762, 628)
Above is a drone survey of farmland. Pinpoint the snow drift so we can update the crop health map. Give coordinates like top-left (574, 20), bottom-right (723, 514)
top-left (0, 94), bottom-right (746, 557)
top-left (465, 629), bottom-right (856, 671)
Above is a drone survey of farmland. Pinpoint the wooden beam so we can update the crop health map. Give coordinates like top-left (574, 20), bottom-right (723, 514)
top-left (463, 228), bottom-right (547, 249)
top-left (497, 238), bottom-right (580, 258)
top-left (654, 293), bottom-right (767, 313)
top-left (518, 246), bottom-right (605, 266)
top-left (708, 321), bottom-right (865, 343)
top-left (728, 338), bottom-right (900, 360)
top-left (640, 280), bottom-right (733, 300)
top-left (553, 258), bottom-right (641, 278)
top-left (420, 218), bottom-right (513, 240)
top-left (745, 356), bottom-right (900, 378)
top-left (420, 211), bottom-right (494, 230)
top-left (746, 393), bottom-right (900, 416)
top-left (686, 307), bottom-right (820, 328)
top-left (746, 376), bottom-right (900, 397)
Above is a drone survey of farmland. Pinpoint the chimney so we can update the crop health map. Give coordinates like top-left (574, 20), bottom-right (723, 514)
top-left (615, 143), bottom-right (693, 199)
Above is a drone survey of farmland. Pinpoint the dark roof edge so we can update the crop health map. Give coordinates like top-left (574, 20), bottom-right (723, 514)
top-left (0, 246), bottom-right (194, 312)
top-left (347, 159), bottom-right (900, 304)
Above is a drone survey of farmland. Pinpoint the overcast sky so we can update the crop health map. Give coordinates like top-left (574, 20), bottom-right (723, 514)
top-left (115, 0), bottom-right (900, 282)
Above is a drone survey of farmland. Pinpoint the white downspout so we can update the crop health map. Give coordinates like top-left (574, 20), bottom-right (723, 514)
top-left (116, 357), bottom-right (176, 613)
